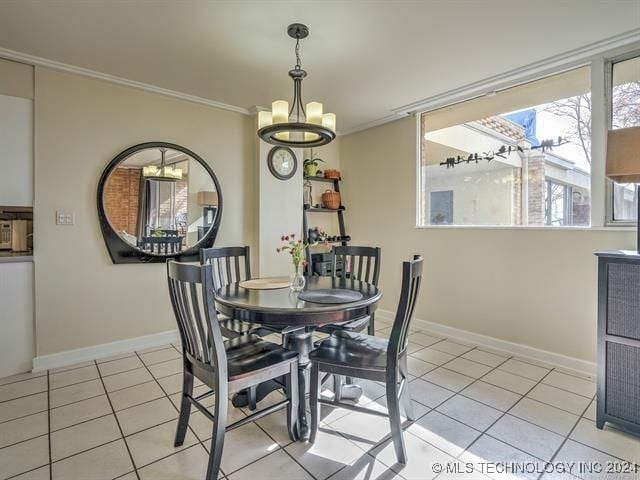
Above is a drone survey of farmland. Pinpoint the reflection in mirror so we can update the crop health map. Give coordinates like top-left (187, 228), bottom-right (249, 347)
top-left (103, 147), bottom-right (218, 255)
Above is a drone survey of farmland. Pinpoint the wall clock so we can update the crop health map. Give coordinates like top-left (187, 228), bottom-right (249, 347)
top-left (267, 146), bottom-right (297, 180)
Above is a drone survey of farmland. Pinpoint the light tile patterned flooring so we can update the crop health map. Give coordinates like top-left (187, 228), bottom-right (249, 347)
top-left (1, 320), bottom-right (639, 480)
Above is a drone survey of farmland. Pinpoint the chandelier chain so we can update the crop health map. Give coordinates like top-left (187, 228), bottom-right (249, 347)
top-left (295, 38), bottom-right (302, 69)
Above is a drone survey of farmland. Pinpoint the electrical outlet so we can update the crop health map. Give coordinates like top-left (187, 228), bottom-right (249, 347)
top-left (56, 211), bottom-right (75, 225)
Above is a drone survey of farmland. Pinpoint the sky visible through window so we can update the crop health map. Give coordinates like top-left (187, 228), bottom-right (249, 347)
top-left (504, 96), bottom-right (591, 173)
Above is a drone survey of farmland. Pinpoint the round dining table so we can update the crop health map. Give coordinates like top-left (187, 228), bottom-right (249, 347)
top-left (215, 275), bottom-right (382, 440)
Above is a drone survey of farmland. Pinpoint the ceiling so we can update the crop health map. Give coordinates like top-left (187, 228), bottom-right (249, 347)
top-left (0, 1), bottom-right (638, 133)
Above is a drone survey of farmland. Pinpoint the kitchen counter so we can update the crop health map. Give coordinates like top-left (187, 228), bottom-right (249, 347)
top-left (0, 251), bottom-right (33, 263)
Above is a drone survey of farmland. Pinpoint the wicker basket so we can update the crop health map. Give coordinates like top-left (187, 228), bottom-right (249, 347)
top-left (321, 190), bottom-right (341, 209)
top-left (324, 169), bottom-right (341, 180)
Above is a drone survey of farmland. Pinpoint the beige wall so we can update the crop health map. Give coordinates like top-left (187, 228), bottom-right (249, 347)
top-left (0, 57), bottom-right (33, 99)
top-left (34, 67), bottom-right (255, 356)
top-left (256, 137), bottom-right (304, 277)
top-left (340, 116), bottom-right (635, 363)
top-left (254, 135), bottom-right (342, 276)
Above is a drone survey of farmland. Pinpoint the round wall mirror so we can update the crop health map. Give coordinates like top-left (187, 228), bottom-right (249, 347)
top-left (97, 142), bottom-right (222, 263)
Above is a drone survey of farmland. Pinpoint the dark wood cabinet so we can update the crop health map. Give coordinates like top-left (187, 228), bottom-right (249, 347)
top-left (595, 250), bottom-right (640, 437)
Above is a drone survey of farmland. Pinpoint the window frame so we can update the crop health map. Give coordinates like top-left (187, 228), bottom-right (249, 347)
top-left (414, 40), bottom-right (640, 230)
top-left (544, 179), bottom-right (574, 227)
top-left (604, 49), bottom-right (640, 227)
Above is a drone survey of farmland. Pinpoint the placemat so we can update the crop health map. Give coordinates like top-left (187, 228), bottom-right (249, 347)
top-left (238, 277), bottom-right (291, 290)
top-left (298, 288), bottom-right (363, 304)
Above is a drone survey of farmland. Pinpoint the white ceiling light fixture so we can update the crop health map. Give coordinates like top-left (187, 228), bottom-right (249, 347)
top-left (257, 23), bottom-right (336, 148)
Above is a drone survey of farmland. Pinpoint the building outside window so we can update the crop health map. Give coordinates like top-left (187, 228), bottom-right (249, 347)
top-left (430, 190), bottom-right (453, 225)
top-left (545, 180), bottom-right (572, 226)
top-left (611, 55), bottom-right (640, 223)
top-left (419, 67), bottom-right (592, 227)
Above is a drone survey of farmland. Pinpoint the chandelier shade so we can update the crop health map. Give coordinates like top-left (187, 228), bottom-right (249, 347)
top-left (142, 148), bottom-right (183, 181)
top-left (257, 23), bottom-right (336, 148)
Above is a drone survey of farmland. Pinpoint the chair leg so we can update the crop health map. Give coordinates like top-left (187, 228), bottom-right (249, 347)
top-left (174, 369), bottom-right (194, 447)
top-left (248, 386), bottom-right (257, 411)
top-left (333, 374), bottom-right (343, 401)
top-left (205, 382), bottom-right (228, 480)
top-left (286, 361), bottom-right (299, 441)
top-left (309, 362), bottom-right (321, 443)
top-left (368, 313), bottom-right (376, 336)
top-left (320, 372), bottom-right (333, 388)
top-left (400, 379), bottom-right (415, 422)
top-left (399, 357), bottom-right (415, 421)
top-left (386, 375), bottom-right (407, 464)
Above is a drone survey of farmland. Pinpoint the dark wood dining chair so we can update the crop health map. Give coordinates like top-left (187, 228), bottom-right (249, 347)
top-left (140, 235), bottom-right (183, 254)
top-left (319, 245), bottom-right (381, 335)
top-left (309, 255), bottom-right (423, 465)
top-left (200, 246), bottom-right (264, 410)
top-left (316, 246), bottom-right (381, 399)
top-left (200, 246), bottom-right (262, 339)
top-left (167, 260), bottom-right (299, 480)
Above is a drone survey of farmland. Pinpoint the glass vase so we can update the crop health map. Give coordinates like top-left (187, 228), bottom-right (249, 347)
top-left (290, 263), bottom-right (306, 292)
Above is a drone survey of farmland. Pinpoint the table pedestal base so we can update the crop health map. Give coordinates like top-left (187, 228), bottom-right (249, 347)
top-left (231, 329), bottom-right (313, 440)
top-left (230, 329), bottom-right (366, 440)
top-left (338, 383), bottom-right (363, 402)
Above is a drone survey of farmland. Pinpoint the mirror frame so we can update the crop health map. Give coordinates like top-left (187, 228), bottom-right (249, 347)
top-left (97, 142), bottom-right (223, 264)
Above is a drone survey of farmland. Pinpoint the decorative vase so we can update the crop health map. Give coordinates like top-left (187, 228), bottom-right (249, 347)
top-left (290, 263), bottom-right (306, 292)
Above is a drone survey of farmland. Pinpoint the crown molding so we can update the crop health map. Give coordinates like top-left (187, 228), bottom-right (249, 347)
top-left (0, 47), bottom-right (251, 115)
top-left (4, 27), bottom-right (639, 135)
top-left (341, 28), bottom-right (640, 137)
top-left (248, 105), bottom-right (268, 114)
top-left (340, 113), bottom-right (407, 136)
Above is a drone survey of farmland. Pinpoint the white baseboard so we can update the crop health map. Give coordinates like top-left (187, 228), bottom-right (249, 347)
top-left (31, 313), bottom-right (596, 377)
top-left (32, 329), bottom-right (180, 372)
top-left (376, 310), bottom-right (596, 377)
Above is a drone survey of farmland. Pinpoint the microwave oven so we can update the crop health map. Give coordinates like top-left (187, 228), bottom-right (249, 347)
top-left (0, 222), bottom-right (11, 249)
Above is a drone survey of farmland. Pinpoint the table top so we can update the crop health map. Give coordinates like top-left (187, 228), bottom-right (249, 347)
top-left (215, 276), bottom-right (381, 327)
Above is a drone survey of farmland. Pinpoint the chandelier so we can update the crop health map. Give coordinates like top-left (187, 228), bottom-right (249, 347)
top-left (143, 148), bottom-right (183, 181)
top-left (257, 23), bottom-right (336, 148)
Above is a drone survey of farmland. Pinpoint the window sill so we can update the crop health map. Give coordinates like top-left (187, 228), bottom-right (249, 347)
top-left (414, 224), bottom-right (635, 232)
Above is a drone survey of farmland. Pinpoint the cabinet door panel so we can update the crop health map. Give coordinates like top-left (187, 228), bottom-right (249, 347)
top-left (0, 262), bottom-right (34, 377)
top-left (0, 94), bottom-right (33, 206)
top-left (606, 341), bottom-right (640, 426)
top-left (607, 262), bottom-right (640, 341)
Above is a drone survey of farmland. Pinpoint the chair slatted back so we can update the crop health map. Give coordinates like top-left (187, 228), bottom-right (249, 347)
top-left (140, 236), bottom-right (183, 254)
top-left (388, 255), bottom-right (423, 363)
top-left (332, 246), bottom-right (381, 286)
top-left (200, 246), bottom-right (251, 290)
top-left (167, 260), bottom-right (227, 377)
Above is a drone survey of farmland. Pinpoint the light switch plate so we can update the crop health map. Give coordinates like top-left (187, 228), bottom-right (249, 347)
top-left (56, 211), bottom-right (75, 225)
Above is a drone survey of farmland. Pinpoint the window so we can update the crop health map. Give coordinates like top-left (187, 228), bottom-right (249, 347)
top-left (611, 55), bottom-right (640, 223)
top-left (148, 180), bottom-right (177, 231)
top-left (418, 67), bottom-right (592, 227)
top-left (545, 180), bottom-right (571, 226)
top-left (430, 191), bottom-right (453, 225)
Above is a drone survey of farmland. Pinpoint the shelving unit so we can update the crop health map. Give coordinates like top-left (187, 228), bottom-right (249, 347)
top-left (304, 206), bottom-right (345, 213)
top-left (302, 175), bottom-right (348, 275)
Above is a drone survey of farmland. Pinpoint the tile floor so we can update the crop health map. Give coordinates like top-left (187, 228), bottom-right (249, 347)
top-left (1, 320), bottom-right (639, 480)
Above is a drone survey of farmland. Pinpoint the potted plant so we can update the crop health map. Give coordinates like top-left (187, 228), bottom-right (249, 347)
top-left (277, 233), bottom-right (325, 291)
top-left (303, 155), bottom-right (324, 177)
